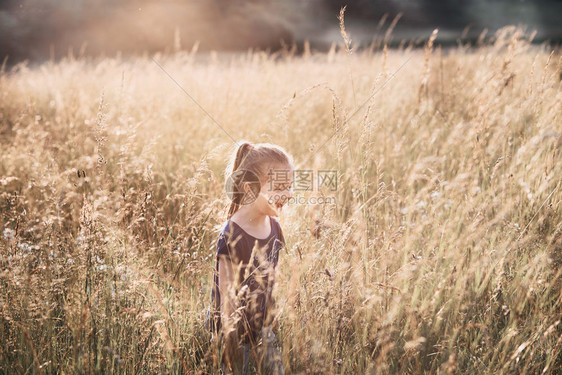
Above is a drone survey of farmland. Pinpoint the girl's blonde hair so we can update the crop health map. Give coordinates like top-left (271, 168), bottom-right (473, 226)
top-left (225, 141), bottom-right (294, 219)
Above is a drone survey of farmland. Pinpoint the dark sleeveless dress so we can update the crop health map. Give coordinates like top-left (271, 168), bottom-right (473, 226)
top-left (210, 216), bottom-right (285, 343)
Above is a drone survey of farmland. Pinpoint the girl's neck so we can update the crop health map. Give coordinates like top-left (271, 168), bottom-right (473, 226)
top-left (231, 206), bottom-right (268, 227)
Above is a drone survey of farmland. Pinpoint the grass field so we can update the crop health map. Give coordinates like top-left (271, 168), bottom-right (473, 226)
top-left (1, 26), bottom-right (561, 374)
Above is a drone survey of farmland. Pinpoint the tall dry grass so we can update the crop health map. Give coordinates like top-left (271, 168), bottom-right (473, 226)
top-left (0, 26), bottom-right (561, 374)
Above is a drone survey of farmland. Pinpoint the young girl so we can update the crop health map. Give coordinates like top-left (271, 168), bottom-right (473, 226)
top-left (210, 141), bottom-right (294, 375)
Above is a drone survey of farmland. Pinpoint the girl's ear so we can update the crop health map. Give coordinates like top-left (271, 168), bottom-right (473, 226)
top-left (242, 182), bottom-right (259, 204)
top-left (243, 182), bottom-right (254, 198)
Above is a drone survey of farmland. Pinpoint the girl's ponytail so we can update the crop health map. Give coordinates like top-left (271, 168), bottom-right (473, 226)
top-left (232, 142), bottom-right (253, 172)
top-left (227, 142), bottom-right (254, 219)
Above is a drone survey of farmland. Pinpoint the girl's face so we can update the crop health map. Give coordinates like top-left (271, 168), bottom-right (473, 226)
top-left (250, 163), bottom-right (294, 217)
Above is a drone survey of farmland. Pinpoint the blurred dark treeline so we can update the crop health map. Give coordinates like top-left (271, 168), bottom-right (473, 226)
top-left (1, 0), bottom-right (561, 64)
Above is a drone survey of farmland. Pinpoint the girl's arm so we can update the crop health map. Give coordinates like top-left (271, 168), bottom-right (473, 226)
top-left (218, 256), bottom-right (236, 326)
top-left (216, 232), bottom-right (238, 325)
top-left (218, 256), bottom-right (243, 371)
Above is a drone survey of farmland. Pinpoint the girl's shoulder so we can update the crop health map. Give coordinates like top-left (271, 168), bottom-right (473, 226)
top-left (217, 218), bottom-right (250, 242)
top-left (218, 219), bottom-right (237, 239)
top-left (266, 216), bottom-right (280, 232)
top-left (215, 220), bottom-right (244, 259)
top-left (270, 216), bottom-right (285, 244)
